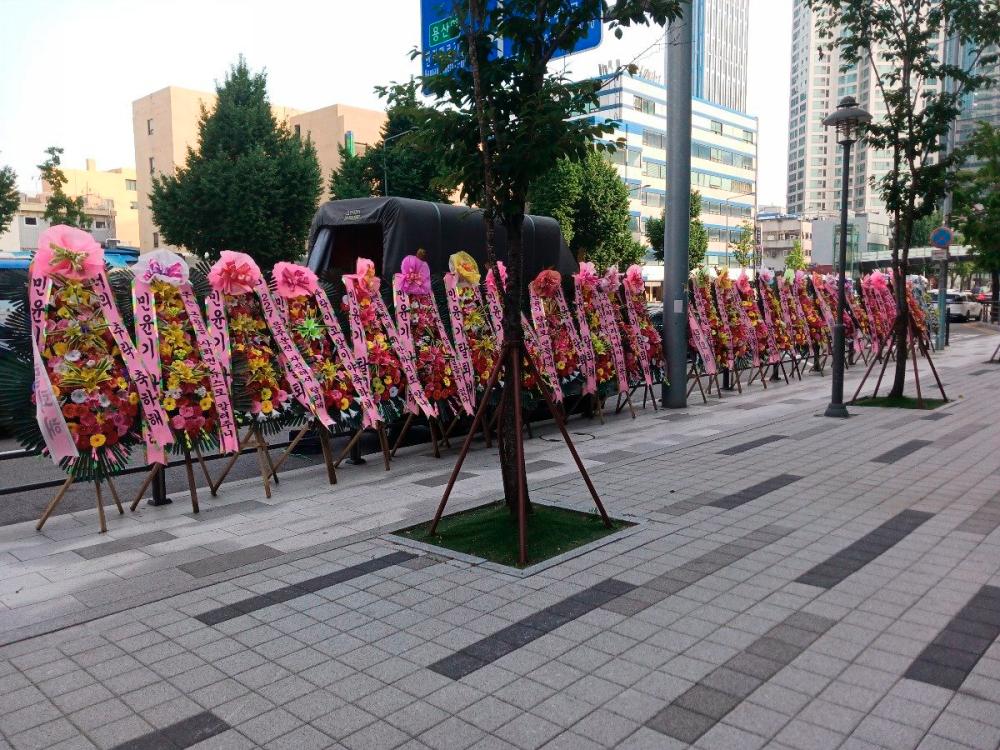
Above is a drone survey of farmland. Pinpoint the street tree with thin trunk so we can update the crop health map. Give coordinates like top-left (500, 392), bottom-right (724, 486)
top-left (647, 189), bottom-right (708, 267)
top-left (785, 239), bottom-right (806, 272)
top-left (808, 0), bottom-right (1000, 398)
top-left (955, 121), bottom-right (1000, 321)
top-left (416, 0), bottom-right (684, 516)
top-left (0, 162), bottom-right (17, 237)
top-left (730, 219), bottom-right (755, 269)
top-left (38, 147), bottom-right (90, 230)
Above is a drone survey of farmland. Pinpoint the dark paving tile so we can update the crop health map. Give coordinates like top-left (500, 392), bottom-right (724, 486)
top-left (955, 498), bottom-right (1000, 536)
top-left (716, 435), bottom-right (787, 456)
top-left (656, 412), bottom-right (696, 422)
top-left (587, 449), bottom-right (640, 463)
top-left (646, 612), bottom-right (835, 742)
top-left (523, 459), bottom-right (564, 473)
top-left (185, 499), bottom-right (270, 521)
top-left (969, 369), bottom-right (994, 376)
top-left (790, 424), bottom-right (834, 440)
top-left (179, 545), bottom-right (283, 578)
top-left (779, 398), bottom-right (811, 404)
top-left (934, 423), bottom-right (991, 449)
top-left (400, 555), bottom-right (441, 571)
top-left (428, 578), bottom-right (636, 679)
top-left (709, 474), bottom-right (803, 510)
top-left (194, 551), bottom-right (416, 626)
top-left (74, 530), bottom-right (177, 559)
top-left (920, 411), bottom-right (952, 420)
top-left (904, 585), bottom-right (1000, 691)
top-left (412, 471), bottom-right (477, 487)
top-left (870, 440), bottom-right (933, 464)
top-left (796, 510), bottom-right (933, 589)
top-left (112, 711), bottom-right (230, 750)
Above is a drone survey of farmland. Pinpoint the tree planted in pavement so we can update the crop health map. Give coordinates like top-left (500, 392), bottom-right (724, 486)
top-left (955, 121), bottom-right (1000, 321)
top-left (38, 147), bottom-right (89, 229)
top-left (647, 189), bottom-right (708, 269)
top-left (808, 0), bottom-right (1000, 398)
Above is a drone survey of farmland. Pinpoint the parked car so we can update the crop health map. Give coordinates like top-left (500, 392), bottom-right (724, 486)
top-left (973, 286), bottom-right (990, 303)
top-left (929, 289), bottom-right (984, 321)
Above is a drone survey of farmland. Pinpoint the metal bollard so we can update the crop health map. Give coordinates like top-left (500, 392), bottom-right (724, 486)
top-left (149, 465), bottom-right (172, 506)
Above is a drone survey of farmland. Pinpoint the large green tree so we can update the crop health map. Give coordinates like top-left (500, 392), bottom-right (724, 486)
top-left (647, 189), bottom-right (708, 268)
top-left (527, 158), bottom-right (583, 245)
top-left (150, 58), bottom-right (321, 270)
top-left (328, 144), bottom-right (372, 200)
top-left (809, 0), bottom-right (1000, 397)
top-left (366, 80), bottom-right (456, 201)
top-left (417, 0), bottom-right (683, 519)
top-left (573, 151), bottom-right (642, 270)
top-left (785, 239), bottom-right (806, 271)
top-left (0, 162), bottom-right (17, 237)
top-left (38, 147), bottom-right (89, 229)
top-left (955, 121), bottom-right (1000, 321)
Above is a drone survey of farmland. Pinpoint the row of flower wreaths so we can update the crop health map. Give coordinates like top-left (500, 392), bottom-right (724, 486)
top-left (17, 224), bottom-right (926, 482)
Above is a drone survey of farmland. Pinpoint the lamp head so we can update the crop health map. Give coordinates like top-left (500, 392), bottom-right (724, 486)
top-left (822, 96), bottom-right (872, 144)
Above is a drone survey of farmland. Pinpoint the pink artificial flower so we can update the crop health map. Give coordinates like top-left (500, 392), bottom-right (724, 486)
top-left (208, 251), bottom-right (262, 295)
top-left (795, 269), bottom-right (806, 284)
top-left (869, 270), bottom-right (888, 291)
top-left (486, 261), bottom-right (508, 292)
top-left (623, 265), bottom-right (645, 295)
top-left (576, 262), bottom-right (600, 289)
top-left (34, 225), bottom-right (104, 281)
top-left (133, 249), bottom-right (188, 286)
top-left (603, 266), bottom-right (621, 293)
top-left (273, 262), bottom-right (318, 299)
top-left (354, 257), bottom-right (380, 294)
top-left (399, 254), bottom-right (431, 296)
top-left (532, 269), bottom-right (562, 298)
top-left (759, 269), bottom-right (775, 284)
top-left (736, 270), bottom-right (752, 296)
top-left (170, 414), bottom-right (187, 430)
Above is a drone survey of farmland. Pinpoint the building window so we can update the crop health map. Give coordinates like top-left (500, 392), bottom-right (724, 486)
top-left (633, 96), bottom-right (656, 115)
top-left (628, 215), bottom-right (640, 232)
top-left (294, 124), bottom-right (301, 137)
top-left (130, 201), bottom-right (138, 210)
top-left (94, 220), bottom-right (107, 229)
top-left (643, 161), bottom-right (666, 180)
top-left (23, 216), bottom-right (37, 226)
top-left (710, 120), bottom-right (723, 134)
top-left (147, 118), bottom-right (154, 135)
top-left (642, 130), bottom-right (665, 149)
top-left (152, 232), bottom-right (160, 248)
top-left (149, 157), bottom-right (155, 175)
top-left (125, 179), bottom-right (137, 191)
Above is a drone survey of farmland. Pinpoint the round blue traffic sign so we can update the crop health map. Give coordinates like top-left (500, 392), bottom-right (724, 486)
top-left (930, 226), bottom-right (953, 249)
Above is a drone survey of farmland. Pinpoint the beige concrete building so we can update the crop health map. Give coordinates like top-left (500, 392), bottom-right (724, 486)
top-left (0, 193), bottom-right (116, 252)
top-left (758, 212), bottom-right (813, 272)
top-left (58, 159), bottom-right (140, 246)
top-left (132, 86), bottom-right (385, 252)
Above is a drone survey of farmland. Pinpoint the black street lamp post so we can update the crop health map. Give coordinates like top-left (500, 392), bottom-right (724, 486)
top-left (822, 96), bottom-right (872, 418)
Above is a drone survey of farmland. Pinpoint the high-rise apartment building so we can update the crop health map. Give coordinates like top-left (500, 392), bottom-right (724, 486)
top-left (691, 0), bottom-right (750, 112)
top-left (787, 0), bottom-right (950, 218)
top-left (957, 44), bottom-right (1000, 161)
top-left (132, 87), bottom-right (385, 252)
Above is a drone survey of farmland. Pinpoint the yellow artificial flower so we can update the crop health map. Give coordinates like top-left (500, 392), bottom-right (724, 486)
top-left (261, 400), bottom-right (274, 414)
top-left (449, 251), bottom-right (481, 286)
top-left (89, 434), bottom-right (106, 448)
top-left (53, 342), bottom-right (68, 356)
top-left (339, 397), bottom-right (350, 410)
top-left (163, 397), bottom-right (177, 411)
top-left (116, 377), bottom-right (127, 389)
top-left (167, 376), bottom-right (180, 391)
top-left (199, 396), bottom-right (213, 411)
top-left (384, 377), bottom-right (392, 386)
top-left (129, 392), bottom-right (139, 405)
top-left (443, 378), bottom-right (451, 386)
top-left (260, 388), bottom-right (272, 400)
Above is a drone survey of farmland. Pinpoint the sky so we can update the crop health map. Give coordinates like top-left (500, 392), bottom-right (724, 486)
top-left (0, 0), bottom-right (793, 205)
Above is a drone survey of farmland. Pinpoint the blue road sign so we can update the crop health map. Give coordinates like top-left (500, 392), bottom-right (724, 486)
top-left (930, 226), bottom-right (953, 250)
top-left (420, 0), bottom-right (603, 91)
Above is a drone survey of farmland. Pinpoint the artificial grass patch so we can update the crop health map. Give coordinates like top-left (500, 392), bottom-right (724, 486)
top-left (852, 395), bottom-right (947, 410)
top-left (395, 501), bottom-right (631, 568)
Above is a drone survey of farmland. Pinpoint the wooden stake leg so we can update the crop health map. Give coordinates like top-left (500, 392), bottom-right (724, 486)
top-left (37, 475), bottom-right (74, 531)
top-left (377, 425), bottom-right (392, 471)
top-left (318, 427), bottom-right (337, 485)
top-left (510, 348), bottom-right (529, 567)
top-left (182, 445), bottom-right (199, 513)
top-left (106, 476), bottom-right (124, 515)
top-left (209, 429), bottom-right (256, 495)
top-left (95, 481), bottom-right (107, 533)
top-left (130, 464), bottom-right (161, 512)
top-left (193, 443), bottom-right (214, 490)
top-left (333, 428), bottom-right (364, 469)
top-left (391, 414), bottom-right (415, 458)
top-left (269, 423), bottom-right (312, 477)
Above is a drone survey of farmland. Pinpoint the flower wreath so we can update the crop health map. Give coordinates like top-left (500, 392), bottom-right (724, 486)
top-left (777, 271), bottom-right (808, 350)
top-left (736, 271), bottom-right (779, 365)
top-left (341, 258), bottom-right (410, 424)
top-left (271, 262), bottom-right (379, 431)
top-left (485, 262), bottom-right (546, 395)
top-left (132, 250), bottom-right (238, 462)
top-left (529, 269), bottom-right (586, 402)
top-left (691, 270), bottom-right (733, 370)
top-left (206, 251), bottom-right (332, 434)
top-left (443, 252), bottom-right (500, 397)
top-left (793, 270), bottom-right (829, 352)
top-left (26, 226), bottom-right (172, 478)
top-left (715, 273), bottom-right (755, 368)
top-left (394, 253), bottom-right (471, 420)
top-left (621, 265), bottom-right (665, 385)
top-left (757, 270), bottom-right (794, 355)
top-left (573, 263), bottom-right (629, 399)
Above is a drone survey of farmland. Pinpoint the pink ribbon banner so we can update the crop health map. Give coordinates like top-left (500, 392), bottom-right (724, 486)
top-left (28, 274), bottom-right (79, 462)
top-left (443, 274), bottom-right (479, 414)
top-left (313, 288), bottom-right (380, 429)
top-left (719, 279), bottom-right (760, 369)
top-left (528, 289), bottom-right (564, 403)
top-left (756, 280), bottom-right (787, 359)
top-left (688, 309), bottom-right (718, 375)
top-left (622, 291), bottom-right (654, 386)
top-left (374, 280), bottom-right (434, 419)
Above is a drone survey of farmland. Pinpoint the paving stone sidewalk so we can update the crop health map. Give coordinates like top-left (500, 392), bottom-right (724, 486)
top-left (1, 329), bottom-right (999, 749)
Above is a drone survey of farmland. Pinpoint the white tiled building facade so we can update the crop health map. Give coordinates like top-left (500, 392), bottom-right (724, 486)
top-left (584, 73), bottom-right (758, 267)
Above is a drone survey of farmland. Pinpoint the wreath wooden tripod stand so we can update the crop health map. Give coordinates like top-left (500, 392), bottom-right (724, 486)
top-left (850, 316), bottom-right (947, 407)
top-left (428, 339), bottom-right (613, 567)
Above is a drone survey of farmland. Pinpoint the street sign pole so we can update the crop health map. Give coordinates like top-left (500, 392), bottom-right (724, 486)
top-left (931, 226), bottom-right (953, 350)
top-left (663, 16), bottom-right (692, 408)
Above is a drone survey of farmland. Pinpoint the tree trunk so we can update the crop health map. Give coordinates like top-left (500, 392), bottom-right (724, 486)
top-left (499, 214), bottom-right (530, 518)
top-left (889, 197), bottom-right (915, 398)
top-left (992, 269), bottom-right (999, 323)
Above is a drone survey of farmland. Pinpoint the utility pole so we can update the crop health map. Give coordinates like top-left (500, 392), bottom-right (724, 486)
top-left (662, 11), bottom-right (692, 408)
